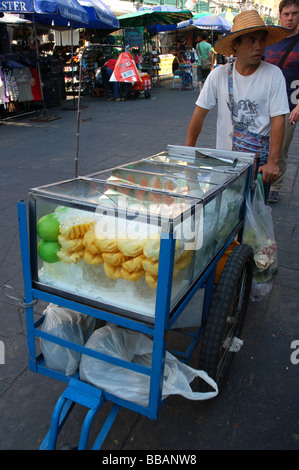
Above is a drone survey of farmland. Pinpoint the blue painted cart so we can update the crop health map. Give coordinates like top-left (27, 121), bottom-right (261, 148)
top-left (18, 146), bottom-right (257, 450)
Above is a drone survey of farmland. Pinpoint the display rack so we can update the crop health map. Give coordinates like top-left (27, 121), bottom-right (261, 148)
top-left (142, 49), bottom-right (160, 86)
top-left (18, 146), bottom-right (257, 449)
top-left (63, 44), bottom-right (124, 96)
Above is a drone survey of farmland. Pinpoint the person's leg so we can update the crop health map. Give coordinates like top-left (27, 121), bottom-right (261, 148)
top-left (197, 66), bottom-right (203, 92)
top-left (182, 71), bottom-right (189, 87)
top-left (101, 66), bottom-right (112, 99)
top-left (175, 69), bottom-right (185, 88)
top-left (113, 82), bottom-right (119, 100)
top-left (268, 113), bottom-right (296, 202)
top-left (106, 68), bottom-right (118, 100)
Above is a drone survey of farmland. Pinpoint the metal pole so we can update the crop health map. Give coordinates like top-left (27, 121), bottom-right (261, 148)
top-left (75, 45), bottom-right (86, 178)
top-left (71, 25), bottom-right (76, 109)
top-left (32, 15), bottom-right (45, 107)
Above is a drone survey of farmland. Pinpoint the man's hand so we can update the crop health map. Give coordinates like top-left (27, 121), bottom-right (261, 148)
top-left (289, 103), bottom-right (299, 125)
top-left (262, 114), bottom-right (285, 183)
top-left (259, 161), bottom-right (279, 183)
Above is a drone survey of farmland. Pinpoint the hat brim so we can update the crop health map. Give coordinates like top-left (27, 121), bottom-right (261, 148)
top-left (214, 25), bottom-right (289, 56)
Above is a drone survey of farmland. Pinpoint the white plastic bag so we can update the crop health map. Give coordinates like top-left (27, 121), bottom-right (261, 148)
top-left (41, 304), bottom-right (96, 376)
top-left (79, 324), bottom-right (218, 406)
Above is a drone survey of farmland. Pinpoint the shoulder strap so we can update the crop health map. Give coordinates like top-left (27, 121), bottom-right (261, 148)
top-left (277, 33), bottom-right (299, 68)
top-left (228, 62), bottom-right (237, 126)
top-left (197, 42), bottom-right (202, 57)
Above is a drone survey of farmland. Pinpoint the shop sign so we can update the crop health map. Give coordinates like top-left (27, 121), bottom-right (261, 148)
top-left (0, 0), bottom-right (34, 13)
top-left (124, 27), bottom-right (144, 49)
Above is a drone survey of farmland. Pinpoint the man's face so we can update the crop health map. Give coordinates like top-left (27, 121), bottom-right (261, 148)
top-left (279, 3), bottom-right (299, 33)
top-left (233, 31), bottom-right (267, 65)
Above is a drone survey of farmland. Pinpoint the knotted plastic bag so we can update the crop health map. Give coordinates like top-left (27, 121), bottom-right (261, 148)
top-left (79, 324), bottom-right (218, 406)
top-left (242, 182), bottom-right (277, 300)
top-left (41, 304), bottom-right (96, 376)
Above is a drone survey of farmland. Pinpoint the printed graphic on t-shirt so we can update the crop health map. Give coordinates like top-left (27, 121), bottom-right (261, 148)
top-left (227, 98), bottom-right (259, 129)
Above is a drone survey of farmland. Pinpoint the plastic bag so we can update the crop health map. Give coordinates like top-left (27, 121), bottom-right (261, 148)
top-left (242, 182), bottom-right (277, 300)
top-left (79, 324), bottom-right (218, 406)
top-left (41, 304), bottom-right (96, 376)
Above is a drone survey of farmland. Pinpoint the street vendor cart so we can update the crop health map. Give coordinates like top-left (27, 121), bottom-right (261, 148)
top-left (17, 145), bottom-right (257, 450)
top-left (132, 73), bottom-right (151, 99)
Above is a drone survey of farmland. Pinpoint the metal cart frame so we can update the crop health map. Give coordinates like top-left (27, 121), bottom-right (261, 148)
top-left (17, 147), bottom-right (256, 450)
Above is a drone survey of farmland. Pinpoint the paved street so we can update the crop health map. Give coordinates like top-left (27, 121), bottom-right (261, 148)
top-left (0, 80), bottom-right (298, 451)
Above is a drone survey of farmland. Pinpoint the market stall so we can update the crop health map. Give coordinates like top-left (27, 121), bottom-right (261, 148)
top-left (118, 7), bottom-right (192, 86)
top-left (18, 144), bottom-right (257, 449)
top-left (0, 0), bottom-right (120, 118)
top-left (0, 0), bottom-right (90, 119)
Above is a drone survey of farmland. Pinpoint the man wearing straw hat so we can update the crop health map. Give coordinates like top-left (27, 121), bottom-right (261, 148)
top-left (185, 10), bottom-right (290, 201)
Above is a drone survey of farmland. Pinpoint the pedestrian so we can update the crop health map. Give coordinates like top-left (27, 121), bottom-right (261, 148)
top-left (263, 0), bottom-right (299, 203)
top-left (176, 39), bottom-right (186, 53)
top-left (196, 31), bottom-right (212, 92)
top-left (101, 53), bottom-right (121, 101)
top-left (172, 51), bottom-right (191, 90)
top-left (185, 10), bottom-right (290, 202)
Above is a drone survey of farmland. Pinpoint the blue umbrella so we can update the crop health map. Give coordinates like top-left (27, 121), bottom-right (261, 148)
top-left (139, 5), bottom-right (183, 12)
top-left (77, 0), bottom-right (119, 29)
top-left (0, 0), bottom-right (89, 27)
top-left (178, 14), bottom-right (231, 33)
top-left (192, 14), bottom-right (231, 32)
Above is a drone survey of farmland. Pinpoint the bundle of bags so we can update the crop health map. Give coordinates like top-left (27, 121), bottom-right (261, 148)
top-left (40, 305), bottom-right (218, 405)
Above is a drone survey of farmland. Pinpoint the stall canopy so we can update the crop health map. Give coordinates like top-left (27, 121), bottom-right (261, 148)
top-left (77, 0), bottom-right (119, 29)
top-left (192, 12), bottom-right (211, 19)
top-left (118, 8), bottom-right (193, 29)
top-left (0, 12), bottom-right (31, 23)
top-left (139, 5), bottom-right (190, 34)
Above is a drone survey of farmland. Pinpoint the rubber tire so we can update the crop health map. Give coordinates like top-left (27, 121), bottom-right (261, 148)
top-left (144, 91), bottom-right (151, 99)
top-left (198, 244), bottom-right (254, 392)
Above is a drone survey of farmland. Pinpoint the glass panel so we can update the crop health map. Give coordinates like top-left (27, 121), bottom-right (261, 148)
top-left (121, 160), bottom-right (231, 185)
top-left (32, 196), bottom-right (197, 321)
top-left (86, 167), bottom-right (220, 199)
top-left (33, 178), bottom-right (195, 220)
top-left (147, 153), bottom-right (249, 173)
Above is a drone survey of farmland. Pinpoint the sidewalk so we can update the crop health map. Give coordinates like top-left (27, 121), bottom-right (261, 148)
top-left (0, 82), bottom-right (298, 450)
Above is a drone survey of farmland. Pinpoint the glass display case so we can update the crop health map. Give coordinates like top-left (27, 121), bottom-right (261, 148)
top-left (28, 147), bottom-right (254, 324)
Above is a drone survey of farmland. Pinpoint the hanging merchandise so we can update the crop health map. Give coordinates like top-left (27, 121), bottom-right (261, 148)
top-left (110, 50), bottom-right (142, 84)
top-left (12, 67), bottom-right (33, 102)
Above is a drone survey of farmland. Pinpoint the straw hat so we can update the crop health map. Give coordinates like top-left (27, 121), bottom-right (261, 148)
top-left (214, 10), bottom-right (288, 56)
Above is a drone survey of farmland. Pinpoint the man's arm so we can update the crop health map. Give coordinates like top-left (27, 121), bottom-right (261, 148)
top-left (289, 102), bottom-right (299, 124)
top-left (259, 114), bottom-right (285, 183)
top-left (185, 106), bottom-right (209, 147)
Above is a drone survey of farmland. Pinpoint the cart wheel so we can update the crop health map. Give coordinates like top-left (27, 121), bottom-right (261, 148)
top-left (144, 91), bottom-right (151, 99)
top-left (198, 244), bottom-right (254, 392)
top-left (134, 91), bottom-right (140, 99)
